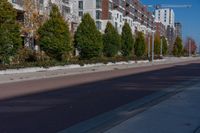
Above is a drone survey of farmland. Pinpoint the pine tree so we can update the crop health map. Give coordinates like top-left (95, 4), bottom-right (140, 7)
top-left (103, 22), bottom-right (121, 57)
top-left (134, 32), bottom-right (146, 57)
top-left (173, 36), bottom-right (183, 56)
top-left (0, 0), bottom-right (22, 64)
top-left (38, 4), bottom-right (72, 61)
top-left (154, 34), bottom-right (160, 55)
top-left (161, 36), bottom-right (168, 56)
top-left (121, 22), bottom-right (134, 57)
top-left (74, 13), bottom-right (103, 59)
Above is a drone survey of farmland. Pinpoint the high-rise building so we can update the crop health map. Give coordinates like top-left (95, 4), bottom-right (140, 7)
top-left (155, 8), bottom-right (176, 52)
top-left (155, 8), bottom-right (175, 29)
top-left (175, 22), bottom-right (182, 39)
top-left (167, 25), bottom-right (175, 53)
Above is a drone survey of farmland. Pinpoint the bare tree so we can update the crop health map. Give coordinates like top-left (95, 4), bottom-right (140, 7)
top-left (22, 0), bottom-right (45, 49)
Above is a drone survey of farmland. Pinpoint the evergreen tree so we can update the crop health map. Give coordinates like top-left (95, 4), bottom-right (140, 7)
top-left (0, 0), bottom-right (22, 64)
top-left (103, 22), bottom-right (121, 57)
top-left (154, 34), bottom-right (160, 55)
top-left (121, 22), bottom-right (134, 57)
top-left (173, 36), bottom-right (183, 56)
top-left (161, 36), bottom-right (168, 56)
top-left (134, 32), bottom-right (146, 57)
top-left (74, 13), bottom-right (103, 59)
top-left (38, 4), bottom-right (72, 61)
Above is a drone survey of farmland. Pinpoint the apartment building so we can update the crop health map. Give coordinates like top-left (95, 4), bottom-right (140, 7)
top-left (155, 8), bottom-right (176, 52)
top-left (155, 22), bottom-right (166, 38)
top-left (9, 0), bottom-right (78, 31)
top-left (175, 22), bottom-right (182, 39)
top-left (74, 0), bottom-right (155, 34)
top-left (155, 8), bottom-right (175, 29)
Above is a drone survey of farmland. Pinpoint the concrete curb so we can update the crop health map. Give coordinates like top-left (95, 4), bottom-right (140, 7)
top-left (0, 60), bottom-right (150, 75)
top-left (0, 57), bottom-right (199, 75)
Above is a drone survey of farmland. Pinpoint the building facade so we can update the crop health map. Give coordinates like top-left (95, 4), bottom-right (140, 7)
top-left (74, 0), bottom-right (155, 34)
top-left (155, 8), bottom-right (176, 53)
top-left (175, 22), bottom-right (182, 39)
top-left (155, 22), bottom-right (166, 37)
top-left (9, 0), bottom-right (78, 31)
top-left (155, 8), bottom-right (175, 29)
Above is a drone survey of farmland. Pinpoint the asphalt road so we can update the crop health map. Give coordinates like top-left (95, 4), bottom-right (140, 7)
top-left (0, 60), bottom-right (200, 133)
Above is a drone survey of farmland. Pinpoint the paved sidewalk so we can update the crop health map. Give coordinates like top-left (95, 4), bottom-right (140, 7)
top-left (105, 80), bottom-right (200, 133)
top-left (0, 57), bottom-right (199, 84)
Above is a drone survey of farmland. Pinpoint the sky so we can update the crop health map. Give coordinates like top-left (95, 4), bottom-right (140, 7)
top-left (141, 0), bottom-right (200, 49)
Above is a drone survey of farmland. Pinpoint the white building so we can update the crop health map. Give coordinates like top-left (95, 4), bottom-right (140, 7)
top-left (155, 8), bottom-right (175, 29)
top-left (73, 0), bottom-right (155, 35)
top-left (9, 0), bottom-right (78, 31)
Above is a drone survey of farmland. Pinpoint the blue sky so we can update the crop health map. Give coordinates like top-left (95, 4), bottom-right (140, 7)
top-left (141, 0), bottom-right (200, 48)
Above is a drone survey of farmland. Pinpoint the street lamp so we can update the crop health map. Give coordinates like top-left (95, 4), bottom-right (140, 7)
top-left (189, 39), bottom-right (191, 57)
top-left (160, 36), bottom-right (163, 57)
top-left (148, 34), bottom-right (151, 59)
top-left (152, 31), bottom-right (155, 63)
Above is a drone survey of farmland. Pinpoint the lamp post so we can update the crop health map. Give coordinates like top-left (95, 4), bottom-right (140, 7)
top-left (148, 34), bottom-right (151, 59)
top-left (152, 31), bottom-right (155, 63)
top-left (189, 39), bottom-right (191, 57)
top-left (160, 36), bottom-right (163, 57)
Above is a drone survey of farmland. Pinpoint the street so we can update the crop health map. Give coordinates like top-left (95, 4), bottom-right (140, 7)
top-left (0, 60), bottom-right (200, 133)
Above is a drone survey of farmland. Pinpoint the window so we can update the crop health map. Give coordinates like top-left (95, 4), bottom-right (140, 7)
top-left (96, 0), bottom-right (102, 9)
top-left (12, 0), bottom-right (17, 3)
top-left (109, 12), bottom-right (112, 20)
top-left (115, 22), bottom-right (118, 29)
top-left (62, 6), bottom-right (71, 16)
top-left (79, 1), bottom-right (83, 10)
top-left (79, 11), bottom-right (83, 17)
top-left (62, 0), bottom-right (69, 4)
top-left (39, 0), bottom-right (44, 10)
top-left (109, 2), bottom-right (112, 10)
top-left (96, 10), bottom-right (102, 19)
top-left (96, 21), bottom-right (102, 30)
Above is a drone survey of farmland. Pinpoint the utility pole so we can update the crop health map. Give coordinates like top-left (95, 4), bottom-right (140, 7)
top-left (189, 39), bottom-right (191, 57)
top-left (152, 32), bottom-right (155, 63)
top-left (160, 37), bottom-right (163, 57)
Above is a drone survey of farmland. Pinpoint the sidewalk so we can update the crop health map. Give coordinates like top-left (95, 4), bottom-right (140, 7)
top-left (0, 57), bottom-right (199, 84)
top-left (105, 80), bottom-right (200, 133)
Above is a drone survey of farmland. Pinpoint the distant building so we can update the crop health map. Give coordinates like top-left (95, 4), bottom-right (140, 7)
top-left (155, 8), bottom-right (176, 53)
top-left (167, 25), bottom-right (175, 53)
top-left (155, 8), bottom-right (175, 29)
top-left (175, 22), bottom-right (182, 39)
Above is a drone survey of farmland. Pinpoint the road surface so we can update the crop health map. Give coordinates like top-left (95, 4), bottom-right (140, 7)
top-left (0, 60), bottom-right (200, 133)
